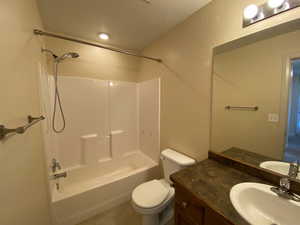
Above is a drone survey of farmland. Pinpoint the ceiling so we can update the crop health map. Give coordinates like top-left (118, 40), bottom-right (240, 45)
top-left (37, 0), bottom-right (211, 51)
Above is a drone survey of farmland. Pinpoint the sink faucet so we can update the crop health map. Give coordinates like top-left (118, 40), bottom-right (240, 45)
top-left (270, 162), bottom-right (300, 202)
top-left (288, 161), bottom-right (299, 179)
top-left (279, 177), bottom-right (290, 191)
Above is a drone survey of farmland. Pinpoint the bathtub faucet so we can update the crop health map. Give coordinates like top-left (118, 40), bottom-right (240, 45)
top-left (51, 158), bottom-right (62, 173)
top-left (50, 171), bottom-right (67, 191)
top-left (50, 171), bottom-right (67, 180)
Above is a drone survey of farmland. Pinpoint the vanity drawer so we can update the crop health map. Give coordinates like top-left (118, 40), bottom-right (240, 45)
top-left (175, 186), bottom-right (204, 225)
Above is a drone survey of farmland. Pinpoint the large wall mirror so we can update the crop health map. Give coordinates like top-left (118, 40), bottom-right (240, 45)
top-left (211, 22), bottom-right (300, 179)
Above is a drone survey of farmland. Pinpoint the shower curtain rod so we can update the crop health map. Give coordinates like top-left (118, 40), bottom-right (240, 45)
top-left (33, 29), bottom-right (162, 63)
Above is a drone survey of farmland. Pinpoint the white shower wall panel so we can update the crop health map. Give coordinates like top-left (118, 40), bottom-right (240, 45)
top-left (139, 79), bottom-right (160, 162)
top-left (109, 81), bottom-right (139, 158)
top-left (46, 76), bottom-right (141, 170)
top-left (54, 77), bottom-right (110, 169)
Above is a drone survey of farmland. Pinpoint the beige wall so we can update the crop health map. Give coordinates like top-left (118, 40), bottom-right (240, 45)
top-left (45, 38), bottom-right (140, 82)
top-left (212, 30), bottom-right (300, 159)
top-left (138, 0), bottom-right (300, 160)
top-left (0, 1), bottom-right (51, 225)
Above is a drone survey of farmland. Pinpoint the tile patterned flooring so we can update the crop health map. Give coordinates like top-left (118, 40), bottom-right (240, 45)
top-left (78, 201), bottom-right (174, 225)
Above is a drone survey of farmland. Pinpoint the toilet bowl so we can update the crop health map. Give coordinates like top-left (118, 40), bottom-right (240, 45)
top-left (132, 179), bottom-right (174, 225)
top-left (131, 149), bottom-right (195, 225)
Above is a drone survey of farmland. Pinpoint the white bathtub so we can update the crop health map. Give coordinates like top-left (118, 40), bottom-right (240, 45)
top-left (51, 151), bottom-right (160, 225)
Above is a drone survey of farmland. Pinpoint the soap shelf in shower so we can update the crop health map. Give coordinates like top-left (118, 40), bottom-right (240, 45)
top-left (0, 115), bottom-right (45, 140)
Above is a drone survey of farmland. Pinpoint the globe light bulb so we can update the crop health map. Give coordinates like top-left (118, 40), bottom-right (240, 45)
top-left (244, 4), bottom-right (259, 20)
top-left (268, 0), bottom-right (285, 9)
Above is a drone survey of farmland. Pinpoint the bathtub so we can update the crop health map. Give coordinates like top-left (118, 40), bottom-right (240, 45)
top-left (51, 151), bottom-right (160, 225)
top-left (38, 75), bottom-right (161, 224)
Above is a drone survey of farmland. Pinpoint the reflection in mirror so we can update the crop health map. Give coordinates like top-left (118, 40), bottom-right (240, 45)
top-left (211, 26), bottom-right (300, 179)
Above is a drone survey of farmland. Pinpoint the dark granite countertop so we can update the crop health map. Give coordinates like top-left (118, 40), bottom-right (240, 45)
top-left (171, 158), bottom-right (272, 225)
top-left (222, 147), bottom-right (276, 167)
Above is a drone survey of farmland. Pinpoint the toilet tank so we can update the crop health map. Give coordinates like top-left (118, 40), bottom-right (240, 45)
top-left (161, 149), bottom-right (196, 184)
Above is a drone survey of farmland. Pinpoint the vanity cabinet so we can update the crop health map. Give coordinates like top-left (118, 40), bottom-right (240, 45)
top-left (174, 184), bottom-right (233, 225)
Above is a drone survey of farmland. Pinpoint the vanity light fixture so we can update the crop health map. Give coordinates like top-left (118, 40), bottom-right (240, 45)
top-left (243, 0), bottom-right (300, 28)
top-left (98, 33), bottom-right (110, 40)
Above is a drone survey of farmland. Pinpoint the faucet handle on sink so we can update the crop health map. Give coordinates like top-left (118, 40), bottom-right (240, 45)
top-left (288, 161), bottom-right (299, 179)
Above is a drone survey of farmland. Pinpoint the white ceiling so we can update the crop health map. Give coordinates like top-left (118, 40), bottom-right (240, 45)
top-left (37, 0), bottom-right (211, 51)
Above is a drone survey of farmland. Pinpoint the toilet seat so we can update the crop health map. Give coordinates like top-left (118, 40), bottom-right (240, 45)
top-left (132, 179), bottom-right (170, 208)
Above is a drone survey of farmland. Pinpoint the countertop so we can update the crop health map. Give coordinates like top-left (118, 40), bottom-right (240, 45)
top-left (171, 158), bottom-right (271, 225)
top-left (222, 147), bottom-right (276, 167)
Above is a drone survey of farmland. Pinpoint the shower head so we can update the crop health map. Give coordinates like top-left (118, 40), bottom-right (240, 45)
top-left (55, 52), bottom-right (80, 62)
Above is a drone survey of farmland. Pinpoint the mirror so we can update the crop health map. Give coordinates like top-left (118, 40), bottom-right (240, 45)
top-left (211, 24), bottom-right (300, 179)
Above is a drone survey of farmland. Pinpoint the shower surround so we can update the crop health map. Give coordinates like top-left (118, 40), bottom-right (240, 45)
top-left (39, 75), bottom-right (160, 225)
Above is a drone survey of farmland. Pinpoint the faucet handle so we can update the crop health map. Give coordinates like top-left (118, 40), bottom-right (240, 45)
top-left (52, 158), bottom-right (58, 165)
top-left (280, 177), bottom-right (290, 191)
top-left (51, 158), bottom-right (62, 172)
top-left (288, 161), bottom-right (299, 179)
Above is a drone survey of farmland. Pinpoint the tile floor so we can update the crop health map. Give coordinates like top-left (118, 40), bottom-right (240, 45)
top-left (78, 201), bottom-right (174, 225)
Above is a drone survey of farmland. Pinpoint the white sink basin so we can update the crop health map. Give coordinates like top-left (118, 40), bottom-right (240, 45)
top-left (260, 161), bottom-right (300, 179)
top-left (230, 182), bottom-right (300, 225)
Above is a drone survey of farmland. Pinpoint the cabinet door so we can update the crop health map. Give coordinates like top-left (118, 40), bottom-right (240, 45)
top-left (204, 208), bottom-right (233, 225)
top-left (175, 203), bottom-right (202, 225)
top-left (175, 186), bottom-right (204, 224)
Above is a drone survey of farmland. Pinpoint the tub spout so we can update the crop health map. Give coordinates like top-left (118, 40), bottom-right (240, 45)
top-left (50, 171), bottom-right (67, 180)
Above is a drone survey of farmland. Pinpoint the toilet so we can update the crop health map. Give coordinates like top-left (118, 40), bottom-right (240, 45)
top-left (131, 149), bottom-right (196, 225)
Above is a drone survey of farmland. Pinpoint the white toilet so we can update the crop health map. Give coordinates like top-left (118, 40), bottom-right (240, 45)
top-left (131, 149), bottom-right (196, 225)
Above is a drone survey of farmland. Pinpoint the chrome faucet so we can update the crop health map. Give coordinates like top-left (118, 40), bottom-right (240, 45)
top-left (50, 158), bottom-right (66, 191)
top-left (279, 177), bottom-right (290, 191)
top-left (270, 177), bottom-right (299, 201)
top-left (49, 171), bottom-right (67, 191)
top-left (288, 161), bottom-right (299, 179)
top-left (270, 161), bottom-right (300, 202)
top-left (51, 158), bottom-right (62, 173)
top-left (50, 171), bottom-right (67, 180)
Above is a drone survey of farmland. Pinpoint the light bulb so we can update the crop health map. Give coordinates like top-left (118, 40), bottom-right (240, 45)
top-left (268, 0), bottom-right (285, 9)
top-left (243, 4), bottom-right (259, 20)
top-left (98, 33), bottom-right (110, 40)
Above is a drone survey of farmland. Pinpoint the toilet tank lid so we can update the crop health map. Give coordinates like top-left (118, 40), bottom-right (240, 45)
top-left (161, 149), bottom-right (196, 166)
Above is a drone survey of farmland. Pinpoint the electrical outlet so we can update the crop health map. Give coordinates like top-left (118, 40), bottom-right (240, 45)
top-left (268, 113), bottom-right (279, 122)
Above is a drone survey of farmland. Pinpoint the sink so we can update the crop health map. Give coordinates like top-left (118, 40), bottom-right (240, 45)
top-left (230, 182), bottom-right (300, 225)
top-left (260, 161), bottom-right (300, 179)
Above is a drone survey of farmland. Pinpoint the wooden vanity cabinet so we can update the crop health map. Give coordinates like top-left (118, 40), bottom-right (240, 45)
top-left (174, 184), bottom-right (233, 225)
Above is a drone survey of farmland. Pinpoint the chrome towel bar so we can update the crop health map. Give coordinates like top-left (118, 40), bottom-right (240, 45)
top-left (225, 106), bottom-right (259, 111)
top-left (0, 115), bottom-right (45, 140)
